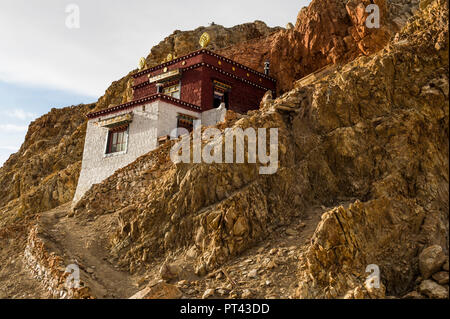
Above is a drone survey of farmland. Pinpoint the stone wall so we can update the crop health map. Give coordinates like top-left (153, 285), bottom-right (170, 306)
top-left (23, 225), bottom-right (93, 299)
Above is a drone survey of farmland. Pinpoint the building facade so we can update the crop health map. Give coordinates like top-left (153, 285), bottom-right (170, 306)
top-left (73, 49), bottom-right (276, 204)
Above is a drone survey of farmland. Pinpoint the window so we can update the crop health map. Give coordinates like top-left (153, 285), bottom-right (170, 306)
top-left (163, 84), bottom-right (180, 99)
top-left (213, 90), bottom-right (224, 108)
top-left (106, 126), bottom-right (128, 154)
top-left (176, 114), bottom-right (196, 136)
top-left (213, 80), bottom-right (230, 108)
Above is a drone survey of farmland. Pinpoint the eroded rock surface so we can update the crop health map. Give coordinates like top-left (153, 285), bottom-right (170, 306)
top-left (0, 0), bottom-right (447, 299)
top-left (70, 0), bottom-right (448, 299)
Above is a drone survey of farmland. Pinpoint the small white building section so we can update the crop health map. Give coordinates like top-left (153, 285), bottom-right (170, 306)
top-left (73, 99), bottom-right (226, 204)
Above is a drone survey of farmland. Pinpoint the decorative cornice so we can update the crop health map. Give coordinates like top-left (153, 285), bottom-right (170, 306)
top-left (132, 49), bottom-right (277, 83)
top-left (133, 62), bottom-right (274, 92)
top-left (86, 94), bottom-right (201, 119)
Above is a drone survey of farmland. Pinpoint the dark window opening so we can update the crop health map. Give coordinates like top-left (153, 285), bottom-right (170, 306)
top-left (213, 81), bottom-right (231, 108)
top-left (213, 91), bottom-right (223, 108)
top-left (177, 114), bottom-right (196, 137)
top-left (106, 126), bottom-right (128, 154)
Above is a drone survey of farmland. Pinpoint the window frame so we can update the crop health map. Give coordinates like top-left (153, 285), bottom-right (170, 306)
top-left (104, 125), bottom-right (129, 156)
top-left (162, 83), bottom-right (181, 99)
top-left (176, 113), bottom-right (196, 137)
top-left (212, 80), bottom-right (231, 108)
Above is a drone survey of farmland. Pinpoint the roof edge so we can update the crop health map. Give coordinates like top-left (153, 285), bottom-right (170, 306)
top-left (133, 49), bottom-right (276, 83)
top-left (87, 94), bottom-right (202, 119)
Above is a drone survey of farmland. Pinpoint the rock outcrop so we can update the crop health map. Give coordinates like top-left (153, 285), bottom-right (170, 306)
top-left (70, 0), bottom-right (448, 299)
top-left (419, 245), bottom-right (447, 279)
top-left (218, 0), bottom-right (420, 93)
top-left (0, 0), bottom-right (447, 299)
top-left (0, 104), bottom-right (94, 230)
top-left (295, 0), bottom-right (449, 298)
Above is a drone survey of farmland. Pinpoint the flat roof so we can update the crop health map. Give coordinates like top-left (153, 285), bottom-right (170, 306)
top-left (133, 49), bottom-right (276, 83)
top-left (132, 61), bottom-right (274, 92)
top-left (87, 94), bottom-right (201, 119)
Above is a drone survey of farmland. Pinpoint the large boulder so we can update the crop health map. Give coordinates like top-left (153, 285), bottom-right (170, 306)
top-left (419, 280), bottom-right (448, 299)
top-left (419, 245), bottom-right (446, 279)
top-left (129, 282), bottom-right (182, 299)
top-left (432, 272), bottom-right (449, 285)
top-left (159, 262), bottom-right (183, 282)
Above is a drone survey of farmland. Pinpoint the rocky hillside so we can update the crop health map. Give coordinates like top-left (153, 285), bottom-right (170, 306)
top-left (69, 0), bottom-right (447, 299)
top-left (0, 0), bottom-right (415, 241)
top-left (295, 0), bottom-right (449, 298)
top-left (0, 0), bottom-right (448, 299)
top-left (0, 22), bottom-right (281, 233)
top-left (217, 0), bottom-right (420, 92)
top-left (0, 104), bottom-right (94, 298)
top-left (0, 104), bottom-right (94, 230)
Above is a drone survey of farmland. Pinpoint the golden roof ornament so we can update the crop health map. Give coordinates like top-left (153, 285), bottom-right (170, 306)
top-left (138, 57), bottom-right (146, 70)
top-left (166, 53), bottom-right (173, 62)
top-left (199, 32), bottom-right (211, 48)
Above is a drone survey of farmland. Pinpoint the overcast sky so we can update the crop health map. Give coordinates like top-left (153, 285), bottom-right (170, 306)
top-left (0, 0), bottom-right (310, 166)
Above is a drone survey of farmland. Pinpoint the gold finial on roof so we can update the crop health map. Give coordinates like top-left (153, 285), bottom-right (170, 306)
top-left (166, 53), bottom-right (173, 62)
top-left (199, 32), bottom-right (211, 48)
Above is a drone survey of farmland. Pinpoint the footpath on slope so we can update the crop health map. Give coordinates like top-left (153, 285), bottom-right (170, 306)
top-left (21, 198), bottom-right (357, 299)
top-left (29, 203), bottom-right (139, 298)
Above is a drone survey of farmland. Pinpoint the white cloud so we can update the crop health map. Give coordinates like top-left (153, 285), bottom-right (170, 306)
top-left (3, 109), bottom-right (37, 120)
top-left (0, 124), bottom-right (28, 133)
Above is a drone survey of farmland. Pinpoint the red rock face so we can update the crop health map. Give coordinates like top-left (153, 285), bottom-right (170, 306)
top-left (346, 0), bottom-right (391, 56)
top-left (218, 0), bottom-right (392, 94)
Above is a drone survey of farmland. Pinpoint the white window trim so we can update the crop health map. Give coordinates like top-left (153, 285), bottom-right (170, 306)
top-left (162, 81), bottom-right (181, 99)
top-left (103, 126), bottom-right (130, 158)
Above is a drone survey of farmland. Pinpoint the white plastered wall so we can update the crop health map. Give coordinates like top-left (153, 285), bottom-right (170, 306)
top-left (73, 100), bottom-right (227, 204)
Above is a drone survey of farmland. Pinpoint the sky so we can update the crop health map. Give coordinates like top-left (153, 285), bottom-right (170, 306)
top-left (0, 0), bottom-right (310, 166)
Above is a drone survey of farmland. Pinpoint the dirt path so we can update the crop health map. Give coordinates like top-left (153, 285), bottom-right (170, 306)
top-left (19, 200), bottom-right (351, 299)
top-left (38, 203), bottom-right (139, 299)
